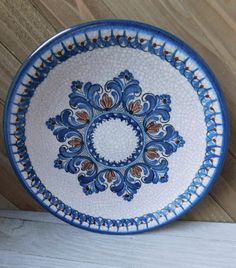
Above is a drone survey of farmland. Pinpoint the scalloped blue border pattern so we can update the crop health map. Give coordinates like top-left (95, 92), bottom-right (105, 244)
top-left (4, 20), bottom-right (228, 234)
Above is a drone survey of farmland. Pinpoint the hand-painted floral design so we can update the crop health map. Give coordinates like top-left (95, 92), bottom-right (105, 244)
top-left (46, 70), bottom-right (185, 201)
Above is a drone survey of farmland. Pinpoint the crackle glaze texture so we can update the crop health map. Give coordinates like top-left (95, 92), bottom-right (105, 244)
top-left (4, 21), bottom-right (227, 233)
top-left (26, 46), bottom-right (204, 217)
top-left (91, 117), bottom-right (139, 162)
top-left (44, 68), bottom-right (185, 202)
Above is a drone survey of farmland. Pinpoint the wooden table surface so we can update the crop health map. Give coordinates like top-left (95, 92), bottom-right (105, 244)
top-left (1, 210), bottom-right (236, 267)
top-left (0, 0), bottom-right (236, 222)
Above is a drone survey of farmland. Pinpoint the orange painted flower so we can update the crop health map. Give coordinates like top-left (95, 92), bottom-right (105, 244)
top-left (75, 111), bottom-right (89, 123)
top-left (130, 166), bottom-right (142, 178)
top-left (81, 160), bottom-right (93, 171)
top-left (100, 93), bottom-right (113, 109)
top-left (105, 170), bottom-right (116, 183)
top-left (145, 148), bottom-right (159, 159)
top-left (146, 122), bottom-right (161, 133)
top-left (128, 100), bottom-right (141, 114)
top-left (68, 138), bottom-right (82, 147)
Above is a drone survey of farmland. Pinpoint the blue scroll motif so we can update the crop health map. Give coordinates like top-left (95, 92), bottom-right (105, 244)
top-left (46, 70), bottom-right (185, 201)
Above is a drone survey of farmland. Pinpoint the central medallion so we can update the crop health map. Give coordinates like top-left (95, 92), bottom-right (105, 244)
top-left (46, 70), bottom-right (185, 201)
top-left (86, 112), bottom-right (144, 167)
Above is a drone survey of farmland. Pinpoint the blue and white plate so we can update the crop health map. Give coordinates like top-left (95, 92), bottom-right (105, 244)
top-left (4, 20), bottom-right (228, 234)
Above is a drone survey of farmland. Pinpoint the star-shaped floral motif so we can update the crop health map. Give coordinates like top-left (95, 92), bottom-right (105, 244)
top-left (46, 70), bottom-right (185, 201)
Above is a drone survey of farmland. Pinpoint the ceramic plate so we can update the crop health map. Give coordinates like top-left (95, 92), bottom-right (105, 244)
top-left (4, 20), bottom-right (228, 234)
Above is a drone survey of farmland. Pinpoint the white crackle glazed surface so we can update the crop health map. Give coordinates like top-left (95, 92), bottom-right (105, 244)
top-left (25, 46), bottom-right (206, 219)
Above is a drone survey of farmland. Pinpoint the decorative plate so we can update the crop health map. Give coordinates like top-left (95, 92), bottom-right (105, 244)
top-left (4, 20), bottom-right (228, 234)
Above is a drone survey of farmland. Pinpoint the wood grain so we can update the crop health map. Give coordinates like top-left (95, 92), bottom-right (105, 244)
top-left (1, 211), bottom-right (236, 267)
top-left (0, 0), bottom-right (235, 222)
top-left (1, 251), bottom-right (111, 268)
top-left (0, 195), bottom-right (17, 210)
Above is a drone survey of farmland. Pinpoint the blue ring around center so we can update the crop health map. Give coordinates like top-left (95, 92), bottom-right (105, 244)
top-left (85, 112), bottom-right (145, 167)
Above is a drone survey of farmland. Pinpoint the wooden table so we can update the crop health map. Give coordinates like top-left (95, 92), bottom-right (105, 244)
top-left (0, 0), bottom-right (236, 222)
top-left (1, 210), bottom-right (236, 267)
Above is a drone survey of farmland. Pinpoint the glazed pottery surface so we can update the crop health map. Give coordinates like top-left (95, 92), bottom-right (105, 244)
top-left (4, 20), bottom-right (228, 234)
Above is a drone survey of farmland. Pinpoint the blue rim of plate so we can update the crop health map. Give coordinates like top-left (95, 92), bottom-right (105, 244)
top-left (3, 19), bottom-right (229, 234)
